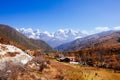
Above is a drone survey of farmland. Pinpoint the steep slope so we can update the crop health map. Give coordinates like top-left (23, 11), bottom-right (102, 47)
top-left (0, 24), bottom-right (52, 51)
top-left (55, 30), bottom-right (120, 51)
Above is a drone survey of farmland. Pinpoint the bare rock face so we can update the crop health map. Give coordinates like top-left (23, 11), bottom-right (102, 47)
top-left (0, 43), bottom-right (32, 69)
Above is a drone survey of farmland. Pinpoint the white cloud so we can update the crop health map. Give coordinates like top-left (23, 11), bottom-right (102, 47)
top-left (95, 27), bottom-right (110, 32)
top-left (113, 26), bottom-right (120, 30)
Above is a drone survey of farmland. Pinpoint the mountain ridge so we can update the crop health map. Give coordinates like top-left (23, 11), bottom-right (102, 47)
top-left (0, 24), bottom-right (52, 52)
top-left (17, 28), bottom-right (87, 47)
top-left (55, 30), bottom-right (120, 51)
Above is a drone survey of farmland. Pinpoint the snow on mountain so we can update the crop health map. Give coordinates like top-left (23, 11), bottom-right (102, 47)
top-left (0, 43), bottom-right (32, 68)
top-left (18, 28), bottom-right (40, 39)
top-left (54, 29), bottom-right (85, 40)
top-left (40, 31), bottom-right (54, 41)
top-left (17, 28), bottom-right (87, 47)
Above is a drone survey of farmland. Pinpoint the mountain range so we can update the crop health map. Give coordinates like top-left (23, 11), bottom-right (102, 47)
top-left (0, 24), bottom-right (52, 52)
top-left (17, 28), bottom-right (87, 47)
top-left (15, 26), bottom-right (120, 52)
top-left (55, 30), bottom-right (120, 51)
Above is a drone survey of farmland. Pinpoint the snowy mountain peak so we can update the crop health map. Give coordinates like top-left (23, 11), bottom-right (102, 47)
top-left (43, 31), bottom-right (53, 37)
top-left (34, 29), bottom-right (40, 34)
top-left (17, 28), bottom-right (87, 47)
top-left (57, 29), bottom-right (65, 33)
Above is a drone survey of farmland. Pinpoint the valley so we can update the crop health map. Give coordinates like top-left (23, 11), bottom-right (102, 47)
top-left (0, 25), bottom-right (120, 80)
top-left (1, 0), bottom-right (120, 80)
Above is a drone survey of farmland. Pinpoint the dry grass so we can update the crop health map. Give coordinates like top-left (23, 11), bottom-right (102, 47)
top-left (0, 58), bottom-right (120, 80)
top-left (70, 65), bottom-right (120, 80)
top-left (50, 59), bottom-right (120, 80)
top-left (50, 60), bottom-right (83, 80)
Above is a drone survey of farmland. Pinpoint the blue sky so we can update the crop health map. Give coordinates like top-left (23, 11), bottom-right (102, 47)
top-left (0, 0), bottom-right (120, 32)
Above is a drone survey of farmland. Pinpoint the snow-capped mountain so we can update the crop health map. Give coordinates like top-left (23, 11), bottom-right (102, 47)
top-left (54, 29), bottom-right (83, 40)
top-left (55, 30), bottom-right (119, 51)
top-left (17, 28), bottom-right (87, 47)
top-left (17, 28), bottom-right (41, 39)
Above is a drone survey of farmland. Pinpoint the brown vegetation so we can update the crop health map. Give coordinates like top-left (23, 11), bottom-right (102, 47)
top-left (50, 59), bottom-right (120, 80)
top-left (56, 44), bottom-right (120, 71)
top-left (0, 24), bottom-right (53, 52)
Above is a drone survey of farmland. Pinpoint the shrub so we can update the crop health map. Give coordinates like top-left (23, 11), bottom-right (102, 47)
top-left (0, 61), bottom-right (25, 80)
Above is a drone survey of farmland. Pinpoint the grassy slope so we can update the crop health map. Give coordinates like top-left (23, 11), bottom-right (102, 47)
top-left (50, 60), bottom-right (83, 80)
top-left (50, 60), bottom-right (120, 80)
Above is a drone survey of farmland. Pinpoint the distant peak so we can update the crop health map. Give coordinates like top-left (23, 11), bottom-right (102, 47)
top-left (57, 29), bottom-right (65, 33)
top-left (17, 28), bottom-right (87, 47)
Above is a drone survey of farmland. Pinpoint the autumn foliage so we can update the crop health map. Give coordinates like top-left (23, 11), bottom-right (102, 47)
top-left (56, 44), bottom-right (120, 71)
